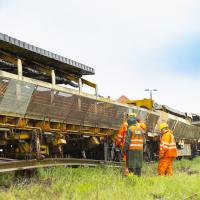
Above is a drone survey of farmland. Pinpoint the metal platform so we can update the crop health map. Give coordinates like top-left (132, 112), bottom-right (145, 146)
top-left (0, 32), bottom-right (95, 76)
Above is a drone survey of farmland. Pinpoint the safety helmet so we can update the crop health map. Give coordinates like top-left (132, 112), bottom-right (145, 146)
top-left (127, 113), bottom-right (137, 126)
top-left (140, 123), bottom-right (146, 130)
top-left (128, 113), bottom-right (137, 118)
top-left (159, 123), bottom-right (168, 130)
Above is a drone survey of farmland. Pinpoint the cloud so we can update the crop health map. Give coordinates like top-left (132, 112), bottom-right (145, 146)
top-left (0, 0), bottom-right (200, 114)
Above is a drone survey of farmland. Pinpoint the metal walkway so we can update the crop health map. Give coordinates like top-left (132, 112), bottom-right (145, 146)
top-left (0, 32), bottom-right (95, 76)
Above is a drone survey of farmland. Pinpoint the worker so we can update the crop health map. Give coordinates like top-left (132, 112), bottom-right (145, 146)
top-left (115, 116), bottom-right (128, 175)
top-left (115, 113), bottom-right (136, 176)
top-left (158, 123), bottom-right (177, 176)
top-left (124, 113), bottom-right (145, 176)
top-left (115, 121), bottom-right (128, 159)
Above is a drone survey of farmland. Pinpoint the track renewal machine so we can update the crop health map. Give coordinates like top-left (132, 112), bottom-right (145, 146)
top-left (0, 33), bottom-right (199, 161)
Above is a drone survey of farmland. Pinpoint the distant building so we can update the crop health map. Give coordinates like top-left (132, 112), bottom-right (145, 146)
top-left (116, 95), bottom-right (130, 103)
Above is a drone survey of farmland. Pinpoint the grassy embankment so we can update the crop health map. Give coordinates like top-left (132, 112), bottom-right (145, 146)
top-left (0, 157), bottom-right (199, 200)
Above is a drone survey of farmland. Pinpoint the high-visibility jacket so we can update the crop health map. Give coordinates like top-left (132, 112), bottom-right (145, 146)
top-left (159, 130), bottom-right (177, 158)
top-left (127, 125), bottom-right (144, 150)
top-left (116, 122), bottom-right (128, 147)
top-left (116, 122), bottom-right (128, 163)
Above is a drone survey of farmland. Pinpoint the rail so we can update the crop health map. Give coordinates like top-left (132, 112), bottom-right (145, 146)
top-left (0, 158), bottom-right (122, 173)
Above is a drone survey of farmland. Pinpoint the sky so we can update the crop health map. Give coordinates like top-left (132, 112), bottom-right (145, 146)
top-left (0, 0), bottom-right (200, 114)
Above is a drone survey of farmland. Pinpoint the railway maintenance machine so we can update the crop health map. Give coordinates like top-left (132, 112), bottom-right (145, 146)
top-left (0, 33), bottom-right (200, 161)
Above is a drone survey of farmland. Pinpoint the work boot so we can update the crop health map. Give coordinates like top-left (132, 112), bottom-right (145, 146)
top-left (124, 168), bottom-right (129, 176)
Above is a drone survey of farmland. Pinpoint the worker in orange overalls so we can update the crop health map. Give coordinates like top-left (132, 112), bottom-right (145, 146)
top-left (158, 123), bottom-right (177, 176)
top-left (115, 121), bottom-right (128, 160)
top-left (115, 120), bottom-right (128, 175)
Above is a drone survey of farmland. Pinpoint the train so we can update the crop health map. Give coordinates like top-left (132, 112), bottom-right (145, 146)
top-left (0, 32), bottom-right (199, 161)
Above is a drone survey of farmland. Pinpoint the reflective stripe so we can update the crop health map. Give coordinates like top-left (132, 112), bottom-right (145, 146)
top-left (163, 145), bottom-right (168, 149)
top-left (163, 142), bottom-right (176, 146)
top-left (160, 144), bottom-right (168, 148)
top-left (168, 146), bottom-right (176, 149)
top-left (131, 139), bottom-right (143, 142)
top-left (130, 144), bottom-right (143, 147)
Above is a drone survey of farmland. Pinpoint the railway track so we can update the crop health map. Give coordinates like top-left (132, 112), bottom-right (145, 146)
top-left (0, 157), bottom-right (18, 163)
top-left (0, 158), bottom-right (122, 173)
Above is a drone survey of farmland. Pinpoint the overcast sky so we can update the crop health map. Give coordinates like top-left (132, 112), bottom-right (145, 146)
top-left (0, 0), bottom-right (200, 114)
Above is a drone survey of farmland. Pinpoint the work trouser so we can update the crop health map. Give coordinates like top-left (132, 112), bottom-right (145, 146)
top-left (158, 157), bottom-right (173, 176)
top-left (123, 151), bottom-right (129, 176)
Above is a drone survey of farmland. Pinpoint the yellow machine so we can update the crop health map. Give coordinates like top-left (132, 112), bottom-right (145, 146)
top-left (0, 32), bottom-right (199, 160)
top-left (126, 98), bottom-right (154, 110)
top-left (0, 32), bottom-right (126, 159)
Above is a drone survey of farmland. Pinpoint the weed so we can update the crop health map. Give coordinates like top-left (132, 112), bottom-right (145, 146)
top-left (0, 158), bottom-right (199, 200)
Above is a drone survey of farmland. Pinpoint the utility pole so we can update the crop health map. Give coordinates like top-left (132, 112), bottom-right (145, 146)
top-left (145, 89), bottom-right (157, 100)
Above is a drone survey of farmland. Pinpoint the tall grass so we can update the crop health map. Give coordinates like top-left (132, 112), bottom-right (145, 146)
top-left (0, 157), bottom-right (199, 200)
